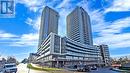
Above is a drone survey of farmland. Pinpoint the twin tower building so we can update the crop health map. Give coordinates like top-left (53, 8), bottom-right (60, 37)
top-left (36, 6), bottom-right (107, 67)
top-left (38, 6), bottom-right (93, 47)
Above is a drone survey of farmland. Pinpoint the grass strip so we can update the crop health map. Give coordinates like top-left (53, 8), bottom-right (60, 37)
top-left (27, 64), bottom-right (62, 71)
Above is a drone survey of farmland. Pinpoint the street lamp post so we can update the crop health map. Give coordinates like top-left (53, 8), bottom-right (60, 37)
top-left (28, 66), bottom-right (30, 73)
top-left (28, 59), bottom-right (30, 73)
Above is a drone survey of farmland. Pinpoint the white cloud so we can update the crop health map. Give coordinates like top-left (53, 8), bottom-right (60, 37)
top-left (0, 30), bottom-right (18, 39)
top-left (25, 18), bottom-right (33, 25)
top-left (17, 0), bottom-right (130, 52)
top-left (17, 0), bottom-right (45, 12)
top-left (93, 17), bottom-right (130, 49)
top-left (0, 30), bottom-right (38, 47)
top-left (90, 10), bottom-right (107, 33)
top-left (25, 17), bottom-right (41, 31)
top-left (99, 17), bottom-right (130, 36)
top-left (77, 0), bottom-right (89, 13)
top-left (9, 33), bottom-right (39, 47)
top-left (58, 7), bottom-right (71, 36)
top-left (94, 33), bottom-right (130, 48)
top-left (86, 1), bottom-right (130, 49)
top-left (105, 0), bottom-right (130, 13)
top-left (56, 0), bottom-right (70, 8)
top-left (109, 17), bottom-right (130, 30)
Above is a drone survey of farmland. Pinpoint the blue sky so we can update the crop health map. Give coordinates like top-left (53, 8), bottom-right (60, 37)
top-left (0, 0), bottom-right (130, 61)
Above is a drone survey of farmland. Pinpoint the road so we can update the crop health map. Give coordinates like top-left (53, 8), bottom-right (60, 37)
top-left (17, 63), bottom-right (48, 73)
top-left (0, 63), bottom-right (121, 73)
top-left (70, 68), bottom-right (121, 73)
top-left (88, 68), bottom-right (120, 73)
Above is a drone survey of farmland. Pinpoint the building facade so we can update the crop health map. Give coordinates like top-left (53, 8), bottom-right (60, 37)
top-left (37, 33), bottom-right (101, 67)
top-left (96, 45), bottom-right (110, 66)
top-left (28, 53), bottom-right (39, 63)
top-left (38, 6), bottom-right (59, 48)
top-left (67, 7), bottom-right (93, 45)
top-left (36, 6), bottom-right (108, 67)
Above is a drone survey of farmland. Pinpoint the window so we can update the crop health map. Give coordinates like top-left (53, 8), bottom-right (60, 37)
top-left (54, 35), bottom-right (60, 53)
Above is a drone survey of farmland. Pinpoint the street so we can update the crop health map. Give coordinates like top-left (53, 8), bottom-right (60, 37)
top-left (17, 63), bottom-right (48, 73)
top-left (47, 68), bottom-right (121, 73)
top-left (67, 68), bottom-right (121, 73)
top-left (0, 64), bottom-right (121, 73)
top-left (16, 64), bottom-right (121, 73)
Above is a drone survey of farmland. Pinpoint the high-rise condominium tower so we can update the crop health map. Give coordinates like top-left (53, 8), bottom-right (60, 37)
top-left (67, 7), bottom-right (93, 45)
top-left (38, 6), bottom-right (59, 48)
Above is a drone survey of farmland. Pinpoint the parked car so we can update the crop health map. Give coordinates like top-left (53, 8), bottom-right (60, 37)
top-left (64, 65), bottom-right (77, 71)
top-left (90, 66), bottom-right (97, 70)
top-left (76, 65), bottom-right (90, 72)
top-left (65, 64), bottom-right (90, 72)
top-left (2, 63), bottom-right (17, 73)
top-left (0, 67), bottom-right (3, 72)
top-left (109, 67), bottom-right (113, 70)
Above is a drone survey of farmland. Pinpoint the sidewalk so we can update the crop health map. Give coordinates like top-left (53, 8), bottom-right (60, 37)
top-left (17, 63), bottom-right (48, 73)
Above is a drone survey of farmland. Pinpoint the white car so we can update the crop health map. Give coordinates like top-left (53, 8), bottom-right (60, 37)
top-left (2, 63), bottom-right (17, 73)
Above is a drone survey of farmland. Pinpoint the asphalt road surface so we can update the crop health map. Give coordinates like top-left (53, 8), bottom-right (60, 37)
top-left (50, 68), bottom-right (122, 73)
top-left (0, 64), bottom-right (122, 73)
top-left (88, 68), bottom-right (121, 73)
top-left (17, 63), bottom-right (48, 73)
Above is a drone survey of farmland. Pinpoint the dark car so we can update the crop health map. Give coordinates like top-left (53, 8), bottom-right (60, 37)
top-left (91, 66), bottom-right (97, 70)
top-left (109, 67), bottom-right (113, 70)
top-left (76, 65), bottom-right (90, 72)
top-left (65, 65), bottom-right (90, 72)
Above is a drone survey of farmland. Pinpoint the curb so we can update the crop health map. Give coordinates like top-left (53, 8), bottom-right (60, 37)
top-left (112, 68), bottom-right (130, 72)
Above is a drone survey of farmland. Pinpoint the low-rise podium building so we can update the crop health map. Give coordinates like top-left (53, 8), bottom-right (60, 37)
top-left (37, 33), bottom-right (101, 67)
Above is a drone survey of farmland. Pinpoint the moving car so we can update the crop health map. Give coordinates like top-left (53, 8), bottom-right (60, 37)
top-left (2, 63), bottom-right (17, 73)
